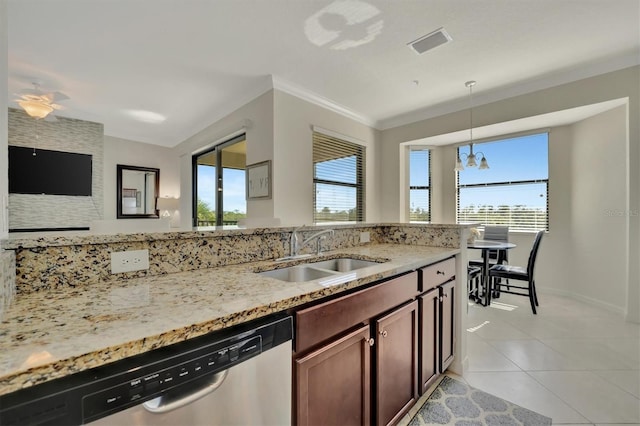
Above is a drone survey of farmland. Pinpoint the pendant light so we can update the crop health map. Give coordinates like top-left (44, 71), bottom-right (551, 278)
top-left (455, 80), bottom-right (489, 171)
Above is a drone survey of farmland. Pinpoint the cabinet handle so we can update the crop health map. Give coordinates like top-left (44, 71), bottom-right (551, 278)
top-left (437, 270), bottom-right (445, 275)
top-left (443, 293), bottom-right (448, 298)
top-left (439, 296), bottom-right (443, 302)
top-left (379, 330), bottom-right (388, 338)
top-left (366, 337), bottom-right (375, 346)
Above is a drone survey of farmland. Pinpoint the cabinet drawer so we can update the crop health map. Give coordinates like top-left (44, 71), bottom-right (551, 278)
top-left (295, 271), bottom-right (419, 353)
top-left (419, 257), bottom-right (455, 292)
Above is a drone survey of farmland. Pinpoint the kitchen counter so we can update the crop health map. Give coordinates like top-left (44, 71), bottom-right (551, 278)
top-left (0, 243), bottom-right (459, 396)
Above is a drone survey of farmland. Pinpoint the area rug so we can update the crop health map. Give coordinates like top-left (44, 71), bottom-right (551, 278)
top-left (408, 376), bottom-right (552, 426)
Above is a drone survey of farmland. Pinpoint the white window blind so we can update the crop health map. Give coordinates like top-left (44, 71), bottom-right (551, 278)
top-left (313, 131), bottom-right (365, 223)
top-left (457, 133), bottom-right (549, 231)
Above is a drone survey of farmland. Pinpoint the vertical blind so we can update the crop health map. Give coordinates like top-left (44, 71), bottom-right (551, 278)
top-left (313, 131), bottom-right (365, 222)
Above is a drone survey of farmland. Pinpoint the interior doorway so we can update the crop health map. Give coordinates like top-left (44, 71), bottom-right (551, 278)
top-left (192, 134), bottom-right (246, 227)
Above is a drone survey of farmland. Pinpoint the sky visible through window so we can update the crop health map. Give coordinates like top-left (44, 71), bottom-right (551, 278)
top-left (197, 166), bottom-right (246, 212)
top-left (457, 133), bottom-right (548, 209)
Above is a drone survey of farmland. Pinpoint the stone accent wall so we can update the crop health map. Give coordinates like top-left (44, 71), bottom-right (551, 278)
top-left (6, 224), bottom-right (463, 294)
top-left (8, 108), bottom-right (103, 230)
top-left (0, 250), bottom-right (15, 316)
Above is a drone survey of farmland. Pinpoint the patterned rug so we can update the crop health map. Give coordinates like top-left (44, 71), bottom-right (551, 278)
top-left (408, 376), bottom-right (552, 426)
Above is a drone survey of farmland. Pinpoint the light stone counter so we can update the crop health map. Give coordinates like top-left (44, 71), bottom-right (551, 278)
top-left (0, 243), bottom-right (459, 396)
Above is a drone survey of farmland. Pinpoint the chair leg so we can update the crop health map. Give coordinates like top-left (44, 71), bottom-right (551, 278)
top-left (529, 279), bottom-right (537, 314)
top-left (532, 280), bottom-right (539, 306)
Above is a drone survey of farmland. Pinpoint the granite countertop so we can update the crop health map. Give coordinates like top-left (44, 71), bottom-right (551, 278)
top-left (0, 243), bottom-right (459, 396)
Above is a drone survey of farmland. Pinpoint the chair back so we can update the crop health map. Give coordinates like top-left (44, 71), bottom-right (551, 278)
top-left (484, 226), bottom-right (509, 262)
top-left (483, 225), bottom-right (509, 242)
top-left (526, 230), bottom-right (545, 277)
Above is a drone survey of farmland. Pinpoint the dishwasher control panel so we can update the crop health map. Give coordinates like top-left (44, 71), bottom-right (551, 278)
top-left (82, 335), bottom-right (262, 421)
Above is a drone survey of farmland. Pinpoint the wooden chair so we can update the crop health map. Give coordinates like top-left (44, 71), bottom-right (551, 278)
top-left (488, 230), bottom-right (544, 314)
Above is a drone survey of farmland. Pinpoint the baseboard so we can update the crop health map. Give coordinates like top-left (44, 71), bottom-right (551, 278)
top-left (537, 286), bottom-right (626, 316)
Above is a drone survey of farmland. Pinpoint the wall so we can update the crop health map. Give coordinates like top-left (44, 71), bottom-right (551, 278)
top-left (103, 135), bottom-right (179, 220)
top-left (8, 108), bottom-right (104, 230)
top-left (382, 66), bottom-right (639, 321)
top-left (174, 91), bottom-right (274, 229)
top-left (0, 0), bottom-right (7, 239)
top-left (273, 90), bottom-right (381, 225)
top-left (569, 106), bottom-right (627, 309)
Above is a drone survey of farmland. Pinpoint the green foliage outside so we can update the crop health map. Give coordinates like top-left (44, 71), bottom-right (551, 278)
top-left (197, 199), bottom-right (246, 226)
top-left (409, 207), bottom-right (430, 222)
top-left (315, 207), bottom-right (359, 222)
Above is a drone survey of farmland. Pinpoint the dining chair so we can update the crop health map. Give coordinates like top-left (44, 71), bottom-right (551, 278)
top-left (469, 225), bottom-right (509, 267)
top-left (467, 265), bottom-right (482, 303)
top-left (488, 230), bottom-right (544, 314)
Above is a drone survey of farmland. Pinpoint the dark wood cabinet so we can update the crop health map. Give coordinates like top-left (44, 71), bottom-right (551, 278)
top-left (295, 325), bottom-right (371, 426)
top-left (418, 257), bottom-right (456, 394)
top-left (375, 300), bottom-right (418, 426)
top-left (439, 279), bottom-right (455, 372)
top-left (418, 287), bottom-right (440, 394)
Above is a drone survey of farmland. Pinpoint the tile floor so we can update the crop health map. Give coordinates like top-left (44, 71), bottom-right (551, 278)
top-left (461, 292), bottom-right (640, 425)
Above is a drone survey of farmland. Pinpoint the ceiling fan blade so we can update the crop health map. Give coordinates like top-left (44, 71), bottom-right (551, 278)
top-left (50, 103), bottom-right (64, 110)
top-left (50, 91), bottom-right (69, 102)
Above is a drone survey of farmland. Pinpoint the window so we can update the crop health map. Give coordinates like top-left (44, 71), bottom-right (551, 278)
top-left (409, 149), bottom-right (431, 222)
top-left (457, 133), bottom-right (549, 231)
top-left (313, 131), bottom-right (365, 223)
top-left (192, 134), bottom-right (247, 227)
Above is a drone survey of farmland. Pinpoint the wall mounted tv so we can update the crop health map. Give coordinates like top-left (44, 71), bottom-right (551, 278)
top-left (9, 146), bottom-right (93, 196)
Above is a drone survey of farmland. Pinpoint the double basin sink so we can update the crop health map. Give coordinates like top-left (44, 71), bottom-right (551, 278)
top-left (257, 257), bottom-right (384, 283)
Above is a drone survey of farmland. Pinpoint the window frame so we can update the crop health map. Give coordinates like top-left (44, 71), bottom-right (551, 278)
top-left (456, 133), bottom-right (549, 231)
top-left (409, 148), bottom-right (431, 223)
top-left (312, 131), bottom-right (366, 223)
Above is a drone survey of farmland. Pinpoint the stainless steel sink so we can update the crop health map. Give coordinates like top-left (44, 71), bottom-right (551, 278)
top-left (257, 257), bottom-right (385, 282)
top-left (258, 265), bottom-right (336, 282)
top-left (304, 258), bottom-right (380, 272)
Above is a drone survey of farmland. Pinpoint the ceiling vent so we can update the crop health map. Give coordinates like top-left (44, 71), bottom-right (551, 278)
top-left (408, 27), bottom-right (452, 54)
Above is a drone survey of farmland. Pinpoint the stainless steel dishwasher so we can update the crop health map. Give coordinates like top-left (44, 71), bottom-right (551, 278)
top-left (0, 314), bottom-right (293, 426)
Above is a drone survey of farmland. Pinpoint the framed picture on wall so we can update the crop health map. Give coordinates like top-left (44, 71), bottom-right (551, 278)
top-left (246, 160), bottom-right (271, 199)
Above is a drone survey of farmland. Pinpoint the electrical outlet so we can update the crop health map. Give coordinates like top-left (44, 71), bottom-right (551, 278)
top-left (360, 231), bottom-right (370, 243)
top-left (110, 249), bottom-right (150, 274)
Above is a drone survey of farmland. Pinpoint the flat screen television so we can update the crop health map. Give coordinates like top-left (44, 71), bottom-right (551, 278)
top-left (9, 146), bottom-right (93, 196)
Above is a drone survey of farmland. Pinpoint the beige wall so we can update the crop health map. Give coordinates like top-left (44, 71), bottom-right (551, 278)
top-left (382, 66), bottom-right (639, 322)
top-left (0, 0), bottom-right (8, 239)
top-left (273, 90), bottom-right (380, 225)
top-left (103, 135), bottom-right (180, 221)
top-left (174, 91), bottom-right (275, 229)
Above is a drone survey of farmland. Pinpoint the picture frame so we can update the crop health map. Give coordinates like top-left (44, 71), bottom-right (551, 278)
top-left (246, 160), bottom-right (271, 199)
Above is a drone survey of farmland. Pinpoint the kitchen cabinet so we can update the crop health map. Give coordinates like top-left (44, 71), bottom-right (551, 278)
top-left (293, 272), bottom-right (419, 426)
top-left (418, 257), bottom-right (456, 394)
top-left (375, 300), bottom-right (418, 426)
top-left (295, 325), bottom-right (371, 426)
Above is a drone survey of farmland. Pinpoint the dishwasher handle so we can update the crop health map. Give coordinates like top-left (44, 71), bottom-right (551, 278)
top-left (142, 370), bottom-right (229, 414)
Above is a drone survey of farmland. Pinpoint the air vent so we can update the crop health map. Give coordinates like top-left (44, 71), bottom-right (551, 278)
top-left (408, 27), bottom-right (452, 54)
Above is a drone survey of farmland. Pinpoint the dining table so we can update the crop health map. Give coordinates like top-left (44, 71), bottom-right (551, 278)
top-left (467, 239), bottom-right (517, 306)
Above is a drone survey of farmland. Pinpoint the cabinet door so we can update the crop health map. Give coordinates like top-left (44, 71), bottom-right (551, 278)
top-left (440, 280), bottom-right (455, 372)
top-left (295, 325), bottom-right (371, 426)
top-left (419, 287), bottom-right (440, 394)
top-left (375, 300), bottom-right (418, 426)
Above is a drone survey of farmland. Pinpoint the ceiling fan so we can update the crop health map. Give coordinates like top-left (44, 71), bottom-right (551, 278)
top-left (14, 82), bottom-right (69, 121)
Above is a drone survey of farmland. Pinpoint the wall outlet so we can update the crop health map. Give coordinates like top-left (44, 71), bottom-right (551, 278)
top-left (110, 249), bottom-right (150, 274)
top-left (360, 231), bottom-right (370, 243)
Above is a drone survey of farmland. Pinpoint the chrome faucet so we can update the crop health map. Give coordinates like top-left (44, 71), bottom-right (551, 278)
top-left (301, 229), bottom-right (335, 256)
top-left (289, 227), bottom-right (335, 257)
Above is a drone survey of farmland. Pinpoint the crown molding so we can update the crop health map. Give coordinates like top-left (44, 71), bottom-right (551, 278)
top-left (270, 75), bottom-right (377, 129)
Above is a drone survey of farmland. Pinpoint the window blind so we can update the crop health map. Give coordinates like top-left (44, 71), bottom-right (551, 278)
top-left (313, 131), bottom-right (365, 223)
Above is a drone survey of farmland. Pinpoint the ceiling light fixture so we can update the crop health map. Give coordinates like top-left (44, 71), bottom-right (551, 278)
top-left (15, 83), bottom-right (69, 120)
top-left (455, 80), bottom-right (489, 171)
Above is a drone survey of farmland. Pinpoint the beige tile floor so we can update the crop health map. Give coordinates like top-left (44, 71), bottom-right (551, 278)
top-left (463, 292), bottom-right (640, 425)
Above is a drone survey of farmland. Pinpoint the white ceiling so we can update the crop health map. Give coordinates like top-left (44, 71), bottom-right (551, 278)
top-left (7, 0), bottom-right (640, 147)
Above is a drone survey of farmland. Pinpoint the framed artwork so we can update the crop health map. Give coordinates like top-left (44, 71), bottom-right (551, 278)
top-left (246, 160), bottom-right (271, 199)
